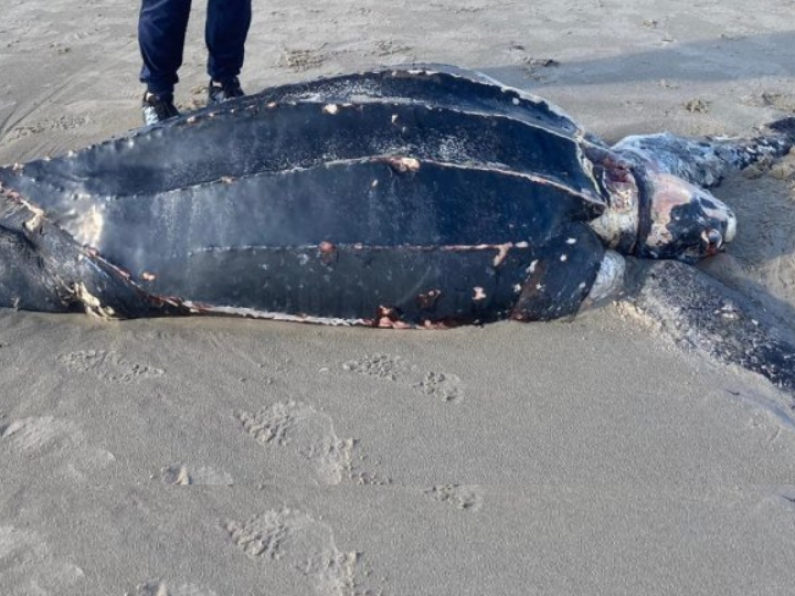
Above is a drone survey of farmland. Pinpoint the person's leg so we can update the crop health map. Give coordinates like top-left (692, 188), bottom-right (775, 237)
top-left (139, 0), bottom-right (193, 99)
top-left (205, 0), bottom-right (252, 84)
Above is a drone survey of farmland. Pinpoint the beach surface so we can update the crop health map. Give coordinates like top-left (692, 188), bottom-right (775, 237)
top-left (1, 1), bottom-right (795, 595)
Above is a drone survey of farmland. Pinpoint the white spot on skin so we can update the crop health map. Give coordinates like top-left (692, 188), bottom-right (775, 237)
top-left (401, 157), bottom-right (421, 171)
top-left (371, 179), bottom-right (379, 189)
top-left (513, 284), bottom-right (522, 293)
top-left (323, 104), bottom-right (339, 115)
top-left (512, 98), bottom-right (520, 105)
top-left (526, 260), bottom-right (538, 274)
top-left (560, 254), bottom-right (568, 262)
top-left (74, 283), bottom-right (116, 319)
top-left (22, 203), bottom-right (46, 233)
top-left (75, 206), bottom-right (104, 247)
top-left (386, 157), bottom-right (421, 172)
top-left (566, 238), bottom-right (577, 245)
top-left (473, 287), bottom-right (487, 301)
top-left (492, 243), bottom-right (513, 267)
top-left (391, 114), bottom-right (399, 124)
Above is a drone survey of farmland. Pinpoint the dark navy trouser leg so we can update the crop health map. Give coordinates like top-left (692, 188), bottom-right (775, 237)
top-left (206, 0), bottom-right (252, 82)
top-left (138, 0), bottom-right (192, 98)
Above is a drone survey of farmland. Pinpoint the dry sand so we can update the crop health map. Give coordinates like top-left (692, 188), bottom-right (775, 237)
top-left (2, 1), bottom-right (795, 595)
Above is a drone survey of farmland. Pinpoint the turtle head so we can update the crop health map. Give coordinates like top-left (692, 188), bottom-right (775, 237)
top-left (588, 158), bottom-right (736, 263)
top-left (641, 171), bottom-right (736, 262)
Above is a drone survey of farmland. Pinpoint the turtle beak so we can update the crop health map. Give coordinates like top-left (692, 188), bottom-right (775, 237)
top-left (701, 207), bottom-right (737, 256)
top-left (701, 228), bottom-right (723, 256)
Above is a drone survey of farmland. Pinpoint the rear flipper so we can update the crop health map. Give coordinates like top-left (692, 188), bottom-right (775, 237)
top-left (0, 199), bottom-right (188, 318)
top-left (612, 126), bottom-right (794, 189)
top-left (0, 225), bottom-right (82, 313)
top-left (626, 259), bottom-right (795, 401)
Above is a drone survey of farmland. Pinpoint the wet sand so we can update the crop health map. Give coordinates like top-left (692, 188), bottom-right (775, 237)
top-left (1, 1), bottom-right (795, 595)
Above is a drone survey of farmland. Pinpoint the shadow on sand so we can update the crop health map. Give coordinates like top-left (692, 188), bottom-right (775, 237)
top-left (480, 30), bottom-right (795, 89)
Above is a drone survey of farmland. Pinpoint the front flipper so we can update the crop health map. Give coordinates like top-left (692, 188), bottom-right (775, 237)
top-left (627, 259), bottom-right (795, 400)
top-left (613, 128), bottom-right (794, 189)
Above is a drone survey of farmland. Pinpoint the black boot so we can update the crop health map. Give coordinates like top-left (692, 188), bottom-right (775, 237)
top-left (141, 92), bottom-right (181, 126)
top-left (208, 77), bottom-right (245, 105)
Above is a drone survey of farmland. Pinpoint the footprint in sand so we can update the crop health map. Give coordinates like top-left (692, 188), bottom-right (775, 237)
top-left (58, 350), bottom-right (164, 383)
top-left (225, 509), bottom-right (366, 596)
top-left (7, 114), bottom-right (89, 140)
top-left (342, 353), bottom-right (408, 381)
top-left (237, 401), bottom-right (354, 485)
top-left (158, 464), bottom-right (233, 486)
top-left (343, 353), bottom-right (464, 402)
top-left (415, 371), bottom-right (464, 403)
top-left (278, 47), bottom-right (330, 72)
top-left (129, 581), bottom-right (217, 596)
top-left (425, 485), bottom-right (484, 512)
top-left (237, 401), bottom-right (390, 486)
top-left (1, 416), bottom-right (115, 480)
top-left (0, 525), bottom-right (85, 595)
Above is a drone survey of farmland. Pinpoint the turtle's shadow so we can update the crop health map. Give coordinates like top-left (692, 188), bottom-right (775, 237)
top-left (698, 257), bottom-right (795, 339)
top-left (480, 30), bottom-right (795, 89)
top-left (700, 173), bottom-right (795, 334)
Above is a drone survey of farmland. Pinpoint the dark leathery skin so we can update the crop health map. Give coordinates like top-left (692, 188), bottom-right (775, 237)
top-left (45, 159), bottom-right (603, 282)
top-left (0, 65), bottom-right (609, 323)
top-left (0, 197), bottom-right (188, 318)
top-left (2, 102), bottom-right (602, 201)
top-left (164, 223), bottom-right (604, 325)
top-left (512, 223), bottom-right (605, 322)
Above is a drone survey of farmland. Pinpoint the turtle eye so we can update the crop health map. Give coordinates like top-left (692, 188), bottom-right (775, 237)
top-left (701, 228), bottom-right (723, 255)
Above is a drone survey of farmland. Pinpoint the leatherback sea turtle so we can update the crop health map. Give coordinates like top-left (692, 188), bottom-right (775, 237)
top-left (1, 65), bottom-right (794, 391)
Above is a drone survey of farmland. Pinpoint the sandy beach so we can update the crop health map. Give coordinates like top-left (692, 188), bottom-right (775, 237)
top-left (2, 1), bottom-right (795, 595)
